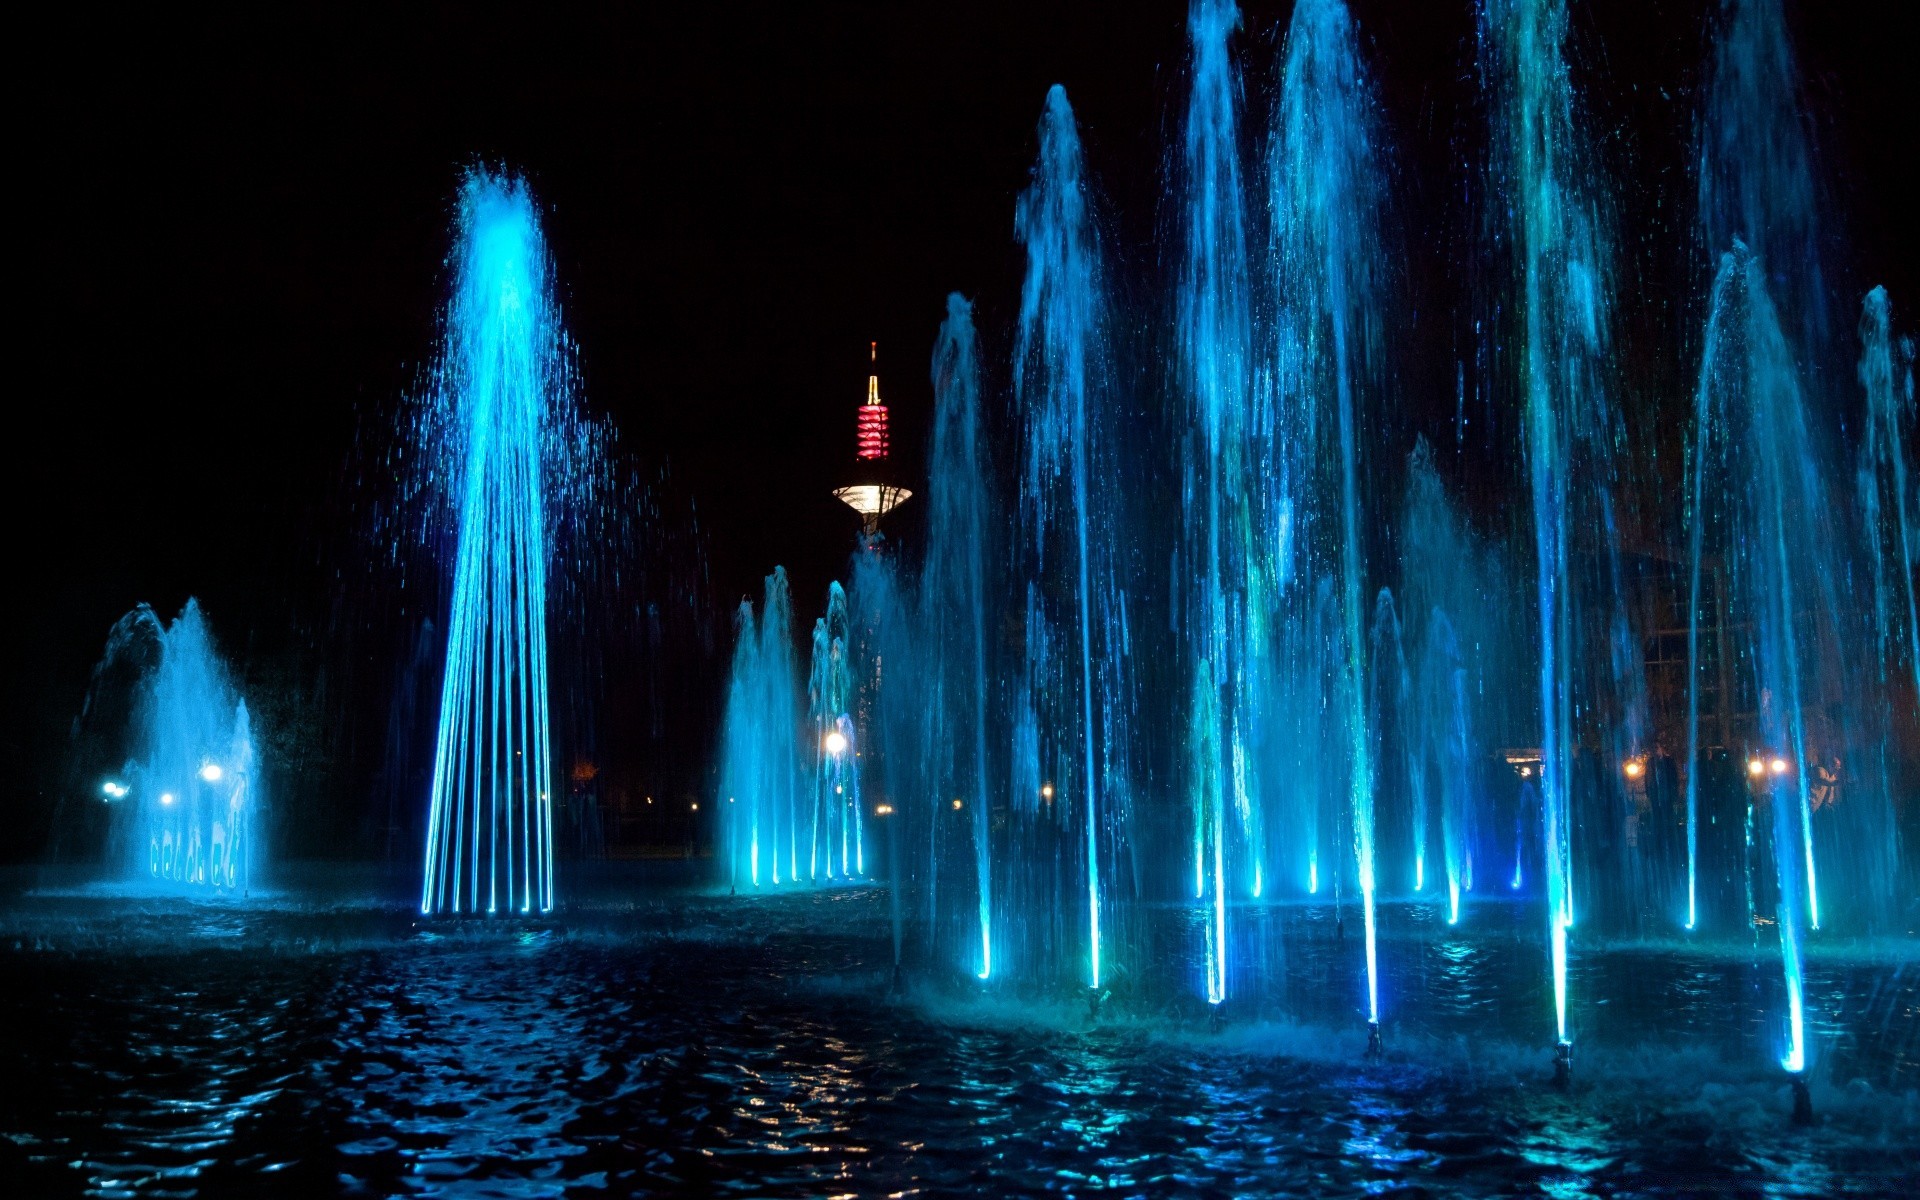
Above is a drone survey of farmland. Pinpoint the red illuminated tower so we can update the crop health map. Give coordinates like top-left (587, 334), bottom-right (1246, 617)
top-left (833, 342), bottom-right (912, 533)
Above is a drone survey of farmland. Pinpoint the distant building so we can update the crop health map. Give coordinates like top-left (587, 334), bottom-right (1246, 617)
top-left (832, 342), bottom-right (911, 534)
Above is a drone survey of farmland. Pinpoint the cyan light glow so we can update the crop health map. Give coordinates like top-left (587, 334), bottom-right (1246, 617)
top-left (420, 170), bottom-right (560, 917)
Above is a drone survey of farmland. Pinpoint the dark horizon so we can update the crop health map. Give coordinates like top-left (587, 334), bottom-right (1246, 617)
top-left (13, 0), bottom-right (1914, 862)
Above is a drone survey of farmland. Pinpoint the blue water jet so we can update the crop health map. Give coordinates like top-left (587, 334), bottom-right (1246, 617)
top-left (1270, 0), bottom-right (1390, 1026)
top-left (1177, 0), bottom-right (1253, 1007)
top-left (1013, 85), bottom-right (1131, 991)
top-left (420, 170), bottom-right (568, 916)
top-left (86, 600), bottom-right (256, 892)
top-left (923, 296), bottom-right (996, 975)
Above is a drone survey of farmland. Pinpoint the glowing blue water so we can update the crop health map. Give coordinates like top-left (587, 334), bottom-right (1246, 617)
top-left (1013, 85), bottom-right (1130, 991)
top-left (718, 568), bottom-right (804, 889)
top-left (924, 296), bottom-right (995, 975)
top-left (420, 171), bottom-right (562, 916)
top-left (808, 583), bottom-right (863, 881)
top-left (1479, 0), bottom-right (1638, 1048)
top-left (1271, 0), bottom-right (1389, 1024)
top-left (1177, 0), bottom-right (1253, 1009)
top-left (90, 600), bottom-right (256, 892)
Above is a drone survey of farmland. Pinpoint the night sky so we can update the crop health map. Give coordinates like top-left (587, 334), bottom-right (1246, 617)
top-left (14, 2), bottom-right (1912, 860)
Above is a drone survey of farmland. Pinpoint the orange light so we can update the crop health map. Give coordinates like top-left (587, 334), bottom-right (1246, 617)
top-left (1519, 766), bottom-right (1532, 778)
top-left (1770, 757), bottom-right (1789, 776)
top-left (1040, 783), bottom-right (1054, 800)
top-left (1623, 760), bottom-right (1644, 779)
top-left (952, 799), bottom-right (963, 810)
top-left (875, 804), bottom-right (894, 816)
top-left (1748, 759), bottom-right (1765, 777)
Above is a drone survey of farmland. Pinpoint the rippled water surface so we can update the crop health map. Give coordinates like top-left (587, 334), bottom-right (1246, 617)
top-left (1, 870), bottom-right (1915, 1197)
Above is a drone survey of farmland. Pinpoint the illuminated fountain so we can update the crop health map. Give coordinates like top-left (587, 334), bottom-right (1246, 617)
top-left (418, 170), bottom-right (568, 916)
top-left (1175, 0), bottom-right (1255, 1012)
top-left (1479, 0), bottom-right (1650, 1080)
top-left (1008, 86), bottom-right (1135, 994)
top-left (701, 0), bottom-right (1912, 1116)
top-left (1268, 0), bottom-right (1393, 1041)
top-left (85, 600), bottom-right (256, 893)
top-left (718, 568), bottom-right (804, 889)
top-left (808, 583), bottom-right (864, 880)
top-left (921, 294), bottom-right (996, 977)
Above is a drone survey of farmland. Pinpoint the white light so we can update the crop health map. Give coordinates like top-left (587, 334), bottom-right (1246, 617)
top-left (824, 730), bottom-right (849, 756)
top-left (952, 799), bottom-right (963, 811)
top-left (160, 792), bottom-right (175, 806)
top-left (101, 780), bottom-right (128, 799)
top-left (1770, 757), bottom-right (1789, 776)
top-left (1040, 783), bottom-right (1054, 800)
top-left (1747, 759), bottom-right (1766, 778)
top-left (198, 762), bottom-right (224, 783)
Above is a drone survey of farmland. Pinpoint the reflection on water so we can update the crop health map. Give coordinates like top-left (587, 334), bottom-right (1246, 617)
top-left (0, 878), bottom-right (1913, 1197)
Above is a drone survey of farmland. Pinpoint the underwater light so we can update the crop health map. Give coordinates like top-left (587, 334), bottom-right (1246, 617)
top-left (1622, 759), bottom-right (1644, 779)
top-left (875, 804), bottom-right (894, 816)
top-left (159, 792), bottom-right (175, 806)
top-left (1748, 758), bottom-right (1766, 777)
top-left (1040, 783), bottom-right (1054, 800)
top-left (101, 780), bottom-right (128, 799)
top-left (1770, 757), bottom-right (1789, 776)
top-left (824, 730), bottom-right (849, 756)
top-left (952, 799), bottom-right (963, 810)
top-left (198, 762), bottom-right (223, 783)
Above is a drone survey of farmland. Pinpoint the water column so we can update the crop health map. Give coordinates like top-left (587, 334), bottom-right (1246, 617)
top-left (421, 171), bottom-right (562, 916)
top-left (1014, 86), bottom-right (1114, 990)
top-left (1689, 247), bottom-right (1824, 1079)
top-left (1479, 0), bottom-right (1619, 1060)
top-left (1856, 288), bottom-right (1919, 708)
top-left (1271, 0), bottom-right (1387, 1033)
top-left (924, 297), bottom-right (995, 976)
top-left (1694, 0), bottom-right (1829, 936)
top-left (1177, 0), bottom-right (1254, 1008)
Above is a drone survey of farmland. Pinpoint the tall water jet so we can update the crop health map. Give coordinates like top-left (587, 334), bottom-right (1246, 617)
top-left (808, 582), bottom-right (862, 880)
top-left (1687, 245), bottom-right (1832, 1077)
top-left (924, 295), bottom-right (996, 977)
top-left (1271, 0), bottom-right (1388, 1032)
top-left (1480, 0), bottom-right (1637, 1060)
top-left (1401, 442), bottom-right (1501, 929)
top-left (717, 568), bottom-right (804, 888)
top-left (1013, 86), bottom-right (1130, 991)
top-left (1855, 288), bottom-right (1918, 711)
top-left (1699, 0), bottom-right (1829, 356)
top-left (420, 170), bottom-right (567, 916)
top-left (1176, 0), bottom-right (1253, 1007)
top-left (81, 600), bottom-right (256, 892)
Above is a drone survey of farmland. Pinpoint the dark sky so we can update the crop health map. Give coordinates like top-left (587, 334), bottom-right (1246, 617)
top-left (14, 2), bottom-right (1912, 854)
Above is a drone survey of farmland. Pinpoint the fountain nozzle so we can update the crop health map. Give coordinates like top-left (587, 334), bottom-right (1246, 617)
top-left (1789, 1072), bottom-right (1813, 1126)
top-left (1365, 1020), bottom-right (1383, 1060)
top-left (1552, 1040), bottom-right (1573, 1087)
